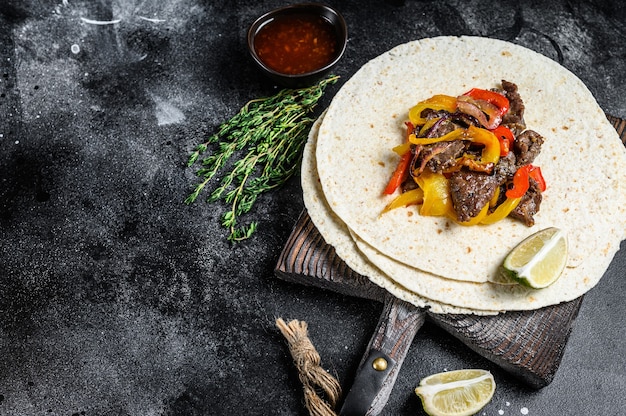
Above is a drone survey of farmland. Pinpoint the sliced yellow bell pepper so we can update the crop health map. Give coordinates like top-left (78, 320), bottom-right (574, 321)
top-left (408, 95), bottom-right (457, 126)
top-left (408, 125), bottom-right (499, 168)
top-left (418, 117), bottom-right (442, 136)
top-left (464, 125), bottom-right (500, 165)
top-left (480, 197), bottom-right (521, 224)
top-left (392, 142), bottom-right (412, 156)
top-left (409, 128), bottom-right (464, 145)
top-left (414, 171), bottom-right (452, 217)
top-left (488, 186), bottom-right (501, 208)
top-left (382, 188), bottom-right (424, 214)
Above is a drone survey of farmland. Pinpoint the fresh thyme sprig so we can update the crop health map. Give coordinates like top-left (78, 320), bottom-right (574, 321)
top-left (185, 75), bottom-right (339, 242)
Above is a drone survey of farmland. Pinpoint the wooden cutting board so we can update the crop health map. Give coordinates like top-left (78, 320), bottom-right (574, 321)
top-left (274, 115), bottom-right (625, 412)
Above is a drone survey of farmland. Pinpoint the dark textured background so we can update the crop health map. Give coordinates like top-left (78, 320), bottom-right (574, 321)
top-left (0, 1), bottom-right (624, 415)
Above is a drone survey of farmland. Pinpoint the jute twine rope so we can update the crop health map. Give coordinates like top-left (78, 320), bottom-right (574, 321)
top-left (276, 318), bottom-right (342, 416)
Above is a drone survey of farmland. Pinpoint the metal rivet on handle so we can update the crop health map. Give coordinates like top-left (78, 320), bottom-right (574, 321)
top-left (372, 357), bottom-right (388, 371)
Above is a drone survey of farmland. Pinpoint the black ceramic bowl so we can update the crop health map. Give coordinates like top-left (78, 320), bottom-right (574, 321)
top-left (247, 3), bottom-right (347, 88)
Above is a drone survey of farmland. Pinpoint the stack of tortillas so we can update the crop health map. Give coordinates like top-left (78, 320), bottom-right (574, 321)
top-left (302, 36), bottom-right (626, 315)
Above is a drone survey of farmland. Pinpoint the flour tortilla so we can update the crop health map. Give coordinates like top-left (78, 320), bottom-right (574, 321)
top-left (315, 36), bottom-right (626, 285)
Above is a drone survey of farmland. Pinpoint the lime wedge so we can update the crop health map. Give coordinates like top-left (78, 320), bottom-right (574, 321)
top-left (415, 369), bottom-right (495, 416)
top-left (502, 227), bottom-right (568, 289)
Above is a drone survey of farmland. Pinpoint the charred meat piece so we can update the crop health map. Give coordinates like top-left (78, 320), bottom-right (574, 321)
top-left (494, 151), bottom-right (517, 182)
top-left (420, 108), bottom-right (450, 123)
top-left (446, 112), bottom-right (480, 131)
top-left (401, 177), bottom-right (419, 192)
top-left (501, 80), bottom-right (525, 129)
top-left (418, 112), bottom-right (478, 138)
top-left (417, 140), bottom-right (467, 174)
top-left (449, 170), bottom-right (501, 222)
top-left (509, 179), bottom-right (543, 226)
top-left (426, 118), bottom-right (458, 138)
top-left (514, 129), bottom-right (544, 166)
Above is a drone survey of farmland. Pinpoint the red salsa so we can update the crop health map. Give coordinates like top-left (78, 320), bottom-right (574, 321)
top-left (254, 13), bottom-right (339, 75)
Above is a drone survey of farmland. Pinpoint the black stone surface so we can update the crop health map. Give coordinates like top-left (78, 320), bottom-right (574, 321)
top-left (0, 1), bottom-right (624, 415)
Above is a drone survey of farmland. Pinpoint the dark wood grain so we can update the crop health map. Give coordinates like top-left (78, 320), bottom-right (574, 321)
top-left (274, 116), bottom-right (626, 394)
top-left (429, 300), bottom-right (582, 387)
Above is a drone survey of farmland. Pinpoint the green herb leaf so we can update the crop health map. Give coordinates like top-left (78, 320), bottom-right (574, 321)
top-left (186, 75), bottom-right (339, 242)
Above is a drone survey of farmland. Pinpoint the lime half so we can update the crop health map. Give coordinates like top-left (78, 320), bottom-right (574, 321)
top-left (415, 369), bottom-right (495, 416)
top-left (502, 227), bottom-right (568, 289)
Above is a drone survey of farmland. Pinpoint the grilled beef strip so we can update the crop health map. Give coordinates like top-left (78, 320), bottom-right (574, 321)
top-left (449, 170), bottom-right (501, 222)
top-left (427, 118), bottom-right (458, 137)
top-left (494, 151), bottom-right (518, 180)
top-left (501, 80), bottom-right (526, 135)
top-left (420, 140), bottom-right (467, 174)
top-left (444, 135), bottom-right (518, 221)
top-left (509, 179), bottom-right (543, 226)
top-left (514, 129), bottom-right (545, 166)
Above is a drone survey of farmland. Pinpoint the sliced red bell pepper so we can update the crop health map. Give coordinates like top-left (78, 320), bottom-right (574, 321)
top-left (463, 88), bottom-right (510, 117)
top-left (404, 121), bottom-right (415, 141)
top-left (383, 121), bottom-right (414, 195)
top-left (491, 125), bottom-right (514, 156)
top-left (506, 164), bottom-right (546, 198)
top-left (529, 165), bottom-right (547, 192)
top-left (383, 151), bottom-right (412, 195)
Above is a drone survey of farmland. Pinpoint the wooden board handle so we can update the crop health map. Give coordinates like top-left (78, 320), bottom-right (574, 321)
top-left (339, 295), bottom-right (426, 416)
